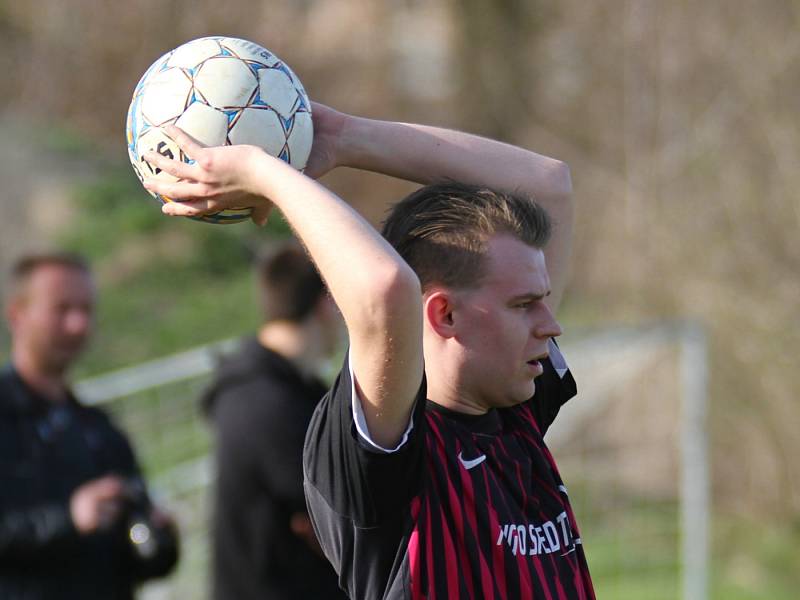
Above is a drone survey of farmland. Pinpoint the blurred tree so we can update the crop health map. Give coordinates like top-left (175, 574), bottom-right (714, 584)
top-left (450, 0), bottom-right (550, 143)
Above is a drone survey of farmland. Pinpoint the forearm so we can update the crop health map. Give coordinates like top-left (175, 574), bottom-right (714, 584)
top-left (0, 503), bottom-right (78, 562)
top-left (338, 116), bottom-right (569, 198)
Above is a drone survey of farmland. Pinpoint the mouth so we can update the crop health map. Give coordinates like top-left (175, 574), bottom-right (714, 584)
top-left (526, 353), bottom-right (548, 374)
top-left (528, 352), bottom-right (549, 364)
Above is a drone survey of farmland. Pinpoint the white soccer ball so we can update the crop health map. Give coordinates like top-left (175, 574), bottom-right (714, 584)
top-left (126, 37), bottom-right (313, 224)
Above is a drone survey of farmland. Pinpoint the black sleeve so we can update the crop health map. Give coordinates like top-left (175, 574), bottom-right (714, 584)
top-left (0, 371), bottom-right (81, 563)
top-left (0, 503), bottom-right (79, 565)
top-left (212, 376), bottom-right (311, 512)
top-left (527, 348), bottom-right (578, 435)
top-left (303, 352), bottom-right (428, 528)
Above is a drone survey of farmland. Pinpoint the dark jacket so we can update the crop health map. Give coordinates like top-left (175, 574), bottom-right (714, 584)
top-left (203, 337), bottom-right (346, 600)
top-left (0, 364), bottom-right (178, 600)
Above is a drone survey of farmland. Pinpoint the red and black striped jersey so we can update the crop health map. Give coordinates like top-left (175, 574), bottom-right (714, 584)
top-left (303, 343), bottom-right (594, 600)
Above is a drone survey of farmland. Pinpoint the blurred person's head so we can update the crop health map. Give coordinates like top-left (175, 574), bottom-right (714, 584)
top-left (382, 182), bottom-right (562, 411)
top-left (257, 240), bottom-right (341, 356)
top-left (4, 252), bottom-right (96, 379)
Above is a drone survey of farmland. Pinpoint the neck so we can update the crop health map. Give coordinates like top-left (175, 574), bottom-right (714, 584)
top-left (423, 341), bottom-right (487, 416)
top-left (11, 347), bottom-right (69, 404)
top-left (257, 319), bottom-right (324, 380)
top-left (426, 375), bottom-right (488, 415)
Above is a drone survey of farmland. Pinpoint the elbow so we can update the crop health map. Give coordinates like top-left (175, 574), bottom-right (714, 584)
top-left (536, 159), bottom-right (573, 225)
top-left (364, 260), bottom-right (422, 325)
top-left (380, 261), bottom-right (422, 313)
top-left (338, 252), bottom-right (421, 339)
top-left (547, 159), bottom-right (573, 201)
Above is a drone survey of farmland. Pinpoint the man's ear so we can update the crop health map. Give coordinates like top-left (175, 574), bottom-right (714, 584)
top-left (4, 298), bottom-right (20, 334)
top-left (424, 290), bottom-right (457, 339)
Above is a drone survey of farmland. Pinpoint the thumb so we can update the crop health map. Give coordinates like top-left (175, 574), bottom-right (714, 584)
top-left (93, 475), bottom-right (125, 499)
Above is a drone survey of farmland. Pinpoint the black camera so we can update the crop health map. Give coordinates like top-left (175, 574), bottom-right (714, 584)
top-left (122, 477), bottom-right (174, 561)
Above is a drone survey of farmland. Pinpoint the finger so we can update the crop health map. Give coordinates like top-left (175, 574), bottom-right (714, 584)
top-left (144, 178), bottom-right (209, 202)
top-left (162, 124), bottom-right (206, 157)
top-left (143, 150), bottom-right (199, 181)
top-left (93, 476), bottom-right (125, 498)
top-left (161, 198), bottom-right (217, 217)
top-left (302, 160), bottom-right (322, 181)
top-left (251, 203), bottom-right (272, 227)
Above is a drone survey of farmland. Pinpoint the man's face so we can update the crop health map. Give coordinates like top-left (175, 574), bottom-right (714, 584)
top-left (9, 264), bottom-right (96, 375)
top-left (450, 234), bottom-right (562, 410)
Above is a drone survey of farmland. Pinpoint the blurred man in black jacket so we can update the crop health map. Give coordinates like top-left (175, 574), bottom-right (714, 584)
top-left (202, 240), bottom-right (346, 600)
top-left (0, 252), bottom-right (178, 599)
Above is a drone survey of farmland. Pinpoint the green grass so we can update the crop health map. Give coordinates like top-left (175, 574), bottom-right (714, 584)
top-left (709, 512), bottom-right (800, 600)
top-left (103, 377), bottom-right (213, 479)
top-left (81, 269), bottom-right (259, 372)
top-left (579, 497), bottom-right (680, 599)
top-left (59, 167), bottom-right (290, 376)
top-left (573, 492), bottom-right (800, 600)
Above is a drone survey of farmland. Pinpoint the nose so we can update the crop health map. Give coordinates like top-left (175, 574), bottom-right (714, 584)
top-left (533, 302), bottom-right (562, 339)
top-left (64, 308), bottom-right (93, 337)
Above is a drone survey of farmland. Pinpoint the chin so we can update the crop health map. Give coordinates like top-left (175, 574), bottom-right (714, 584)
top-left (514, 381), bottom-right (537, 404)
top-left (44, 353), bottom-right (80, 374)
top-left (495, 390), bottom-right (532, 409)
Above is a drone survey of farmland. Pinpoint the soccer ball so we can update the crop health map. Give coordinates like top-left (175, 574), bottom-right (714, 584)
top-left (126, 36), bottom-right (312, 224)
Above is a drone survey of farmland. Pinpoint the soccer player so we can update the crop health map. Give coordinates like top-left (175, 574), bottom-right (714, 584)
top-left (143, 102), bottom-right (594, 599)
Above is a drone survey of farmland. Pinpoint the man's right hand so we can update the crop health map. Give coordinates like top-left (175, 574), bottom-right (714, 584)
top-left (69, 475), bottom-right (125, 534)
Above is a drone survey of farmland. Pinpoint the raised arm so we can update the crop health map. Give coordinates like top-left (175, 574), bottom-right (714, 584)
top-left (144, 101), bottom-right (572, 447)
top-left (309, 105), bottom-right (574, 312)
top-left (143, 127), bottom-right (423, 448)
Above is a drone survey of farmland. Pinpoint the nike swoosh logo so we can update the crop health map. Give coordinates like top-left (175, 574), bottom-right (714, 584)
top-left (458, 451), bottom-right (487, 470)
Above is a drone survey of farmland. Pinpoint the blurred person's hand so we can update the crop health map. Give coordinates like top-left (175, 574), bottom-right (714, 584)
top-left (69, 475), bottom-right (125, 534)
top-left (290, 511), bottom-right (324, 557)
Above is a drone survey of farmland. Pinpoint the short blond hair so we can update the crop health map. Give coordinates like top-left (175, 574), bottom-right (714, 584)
top-left (381, 182), bottom-right (552, 291)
